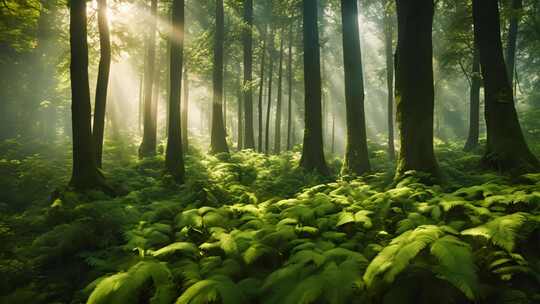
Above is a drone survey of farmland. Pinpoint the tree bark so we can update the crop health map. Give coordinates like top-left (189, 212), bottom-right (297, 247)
top-left (243, 0), bottom-right (255, 149)
top-left (265, 28), bottom-right (275, 154)
top-left (394, 0), bottom-right (439, 179)
top-left (464, 46), bottom-right (481, 152)
top-left (182, 67), bottom-right (189, 151)
top-left (274, 31), bottom-right (285, 154)
top-left (383, 3), bottom-right (395, 161)
top-left (92, 0), bottom-right (111, 168)
top-left (341, 0), bottom-right (370, 175)
top-left (473, 0), bottom-right (539, 173)
top-left (165, 0), bottom-right (185, 182)
top-left (237, 75), bottom-right (243, 150)
top-left (300, 0), bottom-right (328, 175)
top-left (505, 0), bottom-right (522, 85)
top-left (139, 0), bottom-right (158, 158)
top-left (257, 28), bottom-right (267, 153)
top-left (286, 22), bottom-right (294, 151)
top-left (69, 0), bottom-right (105, 190)
top-left (210, 0), bottom-right (229, 154)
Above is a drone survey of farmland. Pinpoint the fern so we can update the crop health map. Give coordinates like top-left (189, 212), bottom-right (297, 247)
top-left (86, 261), bottom-right (175, 304)
top-left (461, 212), bottom-right (531, 252)
top-left (363, 225), bottom-right (478, 300)
top-left (175, 274), bottom-right (246, 304)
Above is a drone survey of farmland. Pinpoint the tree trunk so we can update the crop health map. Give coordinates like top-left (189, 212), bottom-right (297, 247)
top-left (384, 3), bottom-right (395, 161)
top-left (257, 28), bottom-right (267, 153)
top-left (92, 0), bottom-right (111, 168)
top-left (182, 67), bottom-right (189, 151)
top-left (300, 0), bottom-right (328, 175)
top-left (265, 28), bottom-right (275, 154)
top-left (505, 0), bottom-right (522, 85)
top-left (237, 76), bottom-right (243, 150)
top-left (243, 0), bottom-right (255, 149)
top-left (394, 0), bottom-right (439, 179)
top-left (464, 46), bottom-right (481, 151)
top-left (274, 31), bottom-right (285, 154)
top-left (69, 0), bottom-right (105, 190)
top-left (139, 0), bottom-right (158, 158)
top-left (210, 0), bottom-right (229, 154)
top-left (286, 22), bottom-right (294, 151)
top-left (341, 0), bottom-right (370, 175)
top-left (138, 71), bottom-right (144, 134)
top-left (165, 0), bottom-right (185, 182)
top-left (473, 0), bottom-right (539, 173)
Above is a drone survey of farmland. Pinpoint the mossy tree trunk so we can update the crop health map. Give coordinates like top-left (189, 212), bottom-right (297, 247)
top-left (341, 0), bottom-right (370, 176)
top-left (68, 0), bottom-right (106, 190)
top-left (92, 0), bottom-right (111, 168)
top-left (300, 0), bottom-right (328, 175)
top-left (139, 0), bottom-right (158, 158)
top-left (473, 0), bottom-right (539, 173)
top-left (165, 0), bottom-right (185, 183)
top-left (464, 46), bottom-right (481, 152)
top-left (243, 0), bottom-right (255, 149)
top-left (210, 0), bottom-right (229, 154)
top-left (394, 0), bottom-right (439, 179)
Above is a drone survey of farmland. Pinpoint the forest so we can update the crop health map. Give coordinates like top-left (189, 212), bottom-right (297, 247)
top-left (1, 0), bottom-right (540, 303)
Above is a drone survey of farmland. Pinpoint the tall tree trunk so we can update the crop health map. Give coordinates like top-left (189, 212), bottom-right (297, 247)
top-left (223, 59), bottom-right (228, 134)
top-left (69, 0), bottom-right (105, 189)
top-left (92, 0), bottom-right (111, 168)
top-left (383, 3), bottom-right (395, 161)
top-left (505, 0), bottom-right (522, 86)
top-left (286, 21), bottom-right (294, 151)
top-left (300, 0), bottom-right (328, 175)
top-left (341, 0), bottom-right (370, 175)
top-left (394, 0), bottom-right (439, 179)
top-left (265, 28), bottom-right (275, 154)
top-left (138, 71), bottom-right (144, 134)
top-left (274, 31), bottom-right (285, 154)
top-left (243, 0), bottom-right (255, 149)
top-left (464, 46), bottom-right (481, 151)
top-left (182, 68), bottom-right (189, 151)
top-left (473, 0), bottom-right (539, 172)
top-left (165, 0), bottom-right (185, 182)
top-left (210, 0), bottom-right (229, 154)
top-left (139, 0), bottom-right (158, 158)
top-left (257, 28), bottom-right (267, 152)
top-left (237, 76), bottom-right (243, 150)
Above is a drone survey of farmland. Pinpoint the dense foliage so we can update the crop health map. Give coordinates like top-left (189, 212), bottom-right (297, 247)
top-left (1, 140), bottom-right (539, 303)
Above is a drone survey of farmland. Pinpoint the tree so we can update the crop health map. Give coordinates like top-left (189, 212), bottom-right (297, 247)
top-left (341, 0), bottom-right (370, 175)
top-left (265, 28), bottom-right (275, 154)
top-left (464, 46), bottom-right (481, 151)
top-left (286, 21), bottom-right (294, 151)
top-left (472, 0), bottom-right (539, 172)
top-left (68, 0), bottom-right (105, 189)
top-left (257, 27), bottom-right (267, 153)
top-left (165, 0), bottom-right (185, 182)
top-left (383, 0), bottom-right (395, 160)
top-left (139, 0), bottom-right (159, 158)
top-left (210, 0), bottom-right (229, 154)
top-left (92, 0), bottom-right (111, 168)
top-left (300, 0), bottom-right (328, 175)
top-left (394, 0), bottom-right (439, 179)
top-left (505, 0), bottom-right (523, 85)
top-left (274, 30), bottom-right (285, 154)
top-left (243, 0), bottom-right (255, 149)
top-left (182, 67), bottom-right (189, 150)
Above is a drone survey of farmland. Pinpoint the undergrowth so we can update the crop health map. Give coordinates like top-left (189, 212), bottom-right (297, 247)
top-left (0, 141), bottom-right (539, 304)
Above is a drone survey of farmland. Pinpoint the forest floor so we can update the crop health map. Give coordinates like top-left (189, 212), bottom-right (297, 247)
top-left (0, 139), bottom-right (539, 304)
